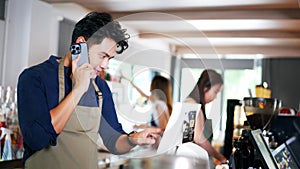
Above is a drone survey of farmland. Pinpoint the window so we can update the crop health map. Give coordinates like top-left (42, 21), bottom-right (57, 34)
top-left (180, 59), bottom-right (261, 141)
top-left (221, 68), bottom-right (261, 132)
top-left (107, 59), bottom-right (154, 113)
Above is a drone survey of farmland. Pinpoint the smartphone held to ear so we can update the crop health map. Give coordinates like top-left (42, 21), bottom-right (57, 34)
top-left (70, 42), bottom-right (89, 66)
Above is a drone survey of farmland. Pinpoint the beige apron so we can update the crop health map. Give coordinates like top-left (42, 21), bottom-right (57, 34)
top-left (25, 57), bottom-right (104, 169)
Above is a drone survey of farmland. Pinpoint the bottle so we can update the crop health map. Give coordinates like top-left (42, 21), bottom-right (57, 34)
top-left (3, 86), bottom-right (16, 159)
top-left (0, 128), bottom-right (13, 160)
top-left (9, 87), bottom-right (19, 159)
top-left (0, 86), bottom-right (5, 127)
top-left (4, 86), bottom-right (15, 128)
top-left (0, 86), bottom-right (4, 105)
top-left (0, 86), bottom-right (3, 157)
top-left (16, 145), bottom-right (24, 159)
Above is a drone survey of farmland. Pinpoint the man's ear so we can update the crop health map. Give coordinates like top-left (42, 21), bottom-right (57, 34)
top-left (76, 36), bottom-right (86, 43)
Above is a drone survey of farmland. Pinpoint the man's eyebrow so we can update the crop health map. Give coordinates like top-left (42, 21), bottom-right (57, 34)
top-left (101, 52), bottom-right (114, 59)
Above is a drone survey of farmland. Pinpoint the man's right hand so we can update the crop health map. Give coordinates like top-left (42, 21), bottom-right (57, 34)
top-left (71, 55), bottom-right (94, 94)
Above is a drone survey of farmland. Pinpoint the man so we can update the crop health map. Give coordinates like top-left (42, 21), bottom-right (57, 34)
top-left (17, 12), bottom-right (161, 169)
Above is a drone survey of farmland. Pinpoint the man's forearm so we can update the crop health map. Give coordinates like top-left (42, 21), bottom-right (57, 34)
top-left (50, 88), bottom-right (84, 133)
top-left (115, 134), bottom-right (136, 154)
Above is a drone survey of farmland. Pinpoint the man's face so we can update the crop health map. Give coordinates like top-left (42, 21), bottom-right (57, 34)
top-left (88, 38), bottom-right (117, 78)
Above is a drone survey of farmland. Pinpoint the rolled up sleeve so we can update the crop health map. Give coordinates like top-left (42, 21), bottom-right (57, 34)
top-left (96, 78), bottom-right (126, 154)
top-left (17, 69), bottom-right (58, 151)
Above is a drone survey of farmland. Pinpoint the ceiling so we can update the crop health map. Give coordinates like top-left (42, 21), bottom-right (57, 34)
top-left (41, 0), bottom-right (300, 59)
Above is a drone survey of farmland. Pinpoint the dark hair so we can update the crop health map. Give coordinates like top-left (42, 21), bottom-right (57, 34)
top-left (188, 69), bottom-right (223, 117)
top-left (150, 75), bottom-right (173, 115)
top-left (71, 12), bottom-right (129, 54)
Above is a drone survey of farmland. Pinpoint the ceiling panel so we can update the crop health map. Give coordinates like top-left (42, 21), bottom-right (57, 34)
top-left (41, 0), bottom-right (300, 58)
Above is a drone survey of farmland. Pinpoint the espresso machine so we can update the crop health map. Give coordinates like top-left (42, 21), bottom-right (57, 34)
top-left (231, 97), bottom-right (280, 169)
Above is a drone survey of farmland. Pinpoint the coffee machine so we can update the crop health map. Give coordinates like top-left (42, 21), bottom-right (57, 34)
top-left (231, 97), bottom-right (280, 169)
top-left (223, 99), bottom-right (242, 159)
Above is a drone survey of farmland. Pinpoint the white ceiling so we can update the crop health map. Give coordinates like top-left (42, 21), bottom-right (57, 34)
top-left (41, 0), bottom-right (300, 58)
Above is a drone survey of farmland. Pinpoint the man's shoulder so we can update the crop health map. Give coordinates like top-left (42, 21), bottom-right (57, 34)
top-left (19, 56), bottom-right (58, 79)
top-left (94, 77), bottom-right (113, 96)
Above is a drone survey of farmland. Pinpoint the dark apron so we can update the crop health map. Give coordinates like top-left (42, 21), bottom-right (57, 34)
top-left (25, 57), bottom-right (104, 169)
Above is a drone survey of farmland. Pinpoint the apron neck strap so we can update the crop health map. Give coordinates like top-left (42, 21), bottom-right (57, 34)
top-left (58, 56), bottom-right (103, 110)
top-left (92, 80), bottom-right (103, 111)
top-left (58, 56), bottom-right (65, 102)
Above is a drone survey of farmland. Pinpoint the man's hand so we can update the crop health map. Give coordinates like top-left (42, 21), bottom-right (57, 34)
top-left (71, 55), bottom-right (94, 94)
top-left (128, 127), bottom-right (162, 146)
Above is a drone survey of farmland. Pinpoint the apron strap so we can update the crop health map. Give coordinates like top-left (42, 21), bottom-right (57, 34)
top-left (58, 56), bottom-right (66, 102)
top-left (92, 80), bottom-right (103, 111)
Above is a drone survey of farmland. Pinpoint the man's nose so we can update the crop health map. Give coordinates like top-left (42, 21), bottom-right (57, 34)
top-left (100, 57), bottom-right (109, 69)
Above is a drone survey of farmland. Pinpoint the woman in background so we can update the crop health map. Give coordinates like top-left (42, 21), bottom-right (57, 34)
top-left (123, 75), bottom-right (172, 130)
top-left (184, 69), bottom-right (227, 168)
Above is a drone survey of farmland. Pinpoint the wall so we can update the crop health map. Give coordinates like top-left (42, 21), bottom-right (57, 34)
top-left (0, 0), bottom-right (5, 85)
top-left (2, 0), bottom-right (31, 87)
top-left (28, 0), bottom-right (59, 66)
top-left (0, 20), bottom-right (4, 85)
top-left (53, 3), bottom-right (90, 56)
top-left (52, 3), bottom-right (90, 22)
top-left (180, 58), bottom-right (255, 100)
top-left (58, 18), bottom-right (75, 57)
top-left (115, 39), bottom-right (172, 74)
top-left (262, 58), bottom-right (300, 109)
top-left (2, 0), bottom-right (59, 87)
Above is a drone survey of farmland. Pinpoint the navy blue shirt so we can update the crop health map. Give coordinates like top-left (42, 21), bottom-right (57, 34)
top-left (17, 56), bottom-right (126, 162)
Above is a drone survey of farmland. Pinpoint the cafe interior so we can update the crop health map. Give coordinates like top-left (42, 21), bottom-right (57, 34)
top-left (1, 0), bottom-right (300, 168)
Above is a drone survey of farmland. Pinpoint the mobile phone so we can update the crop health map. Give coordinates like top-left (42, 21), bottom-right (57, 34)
top-left (70, 42), bottom-right (89, 66)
